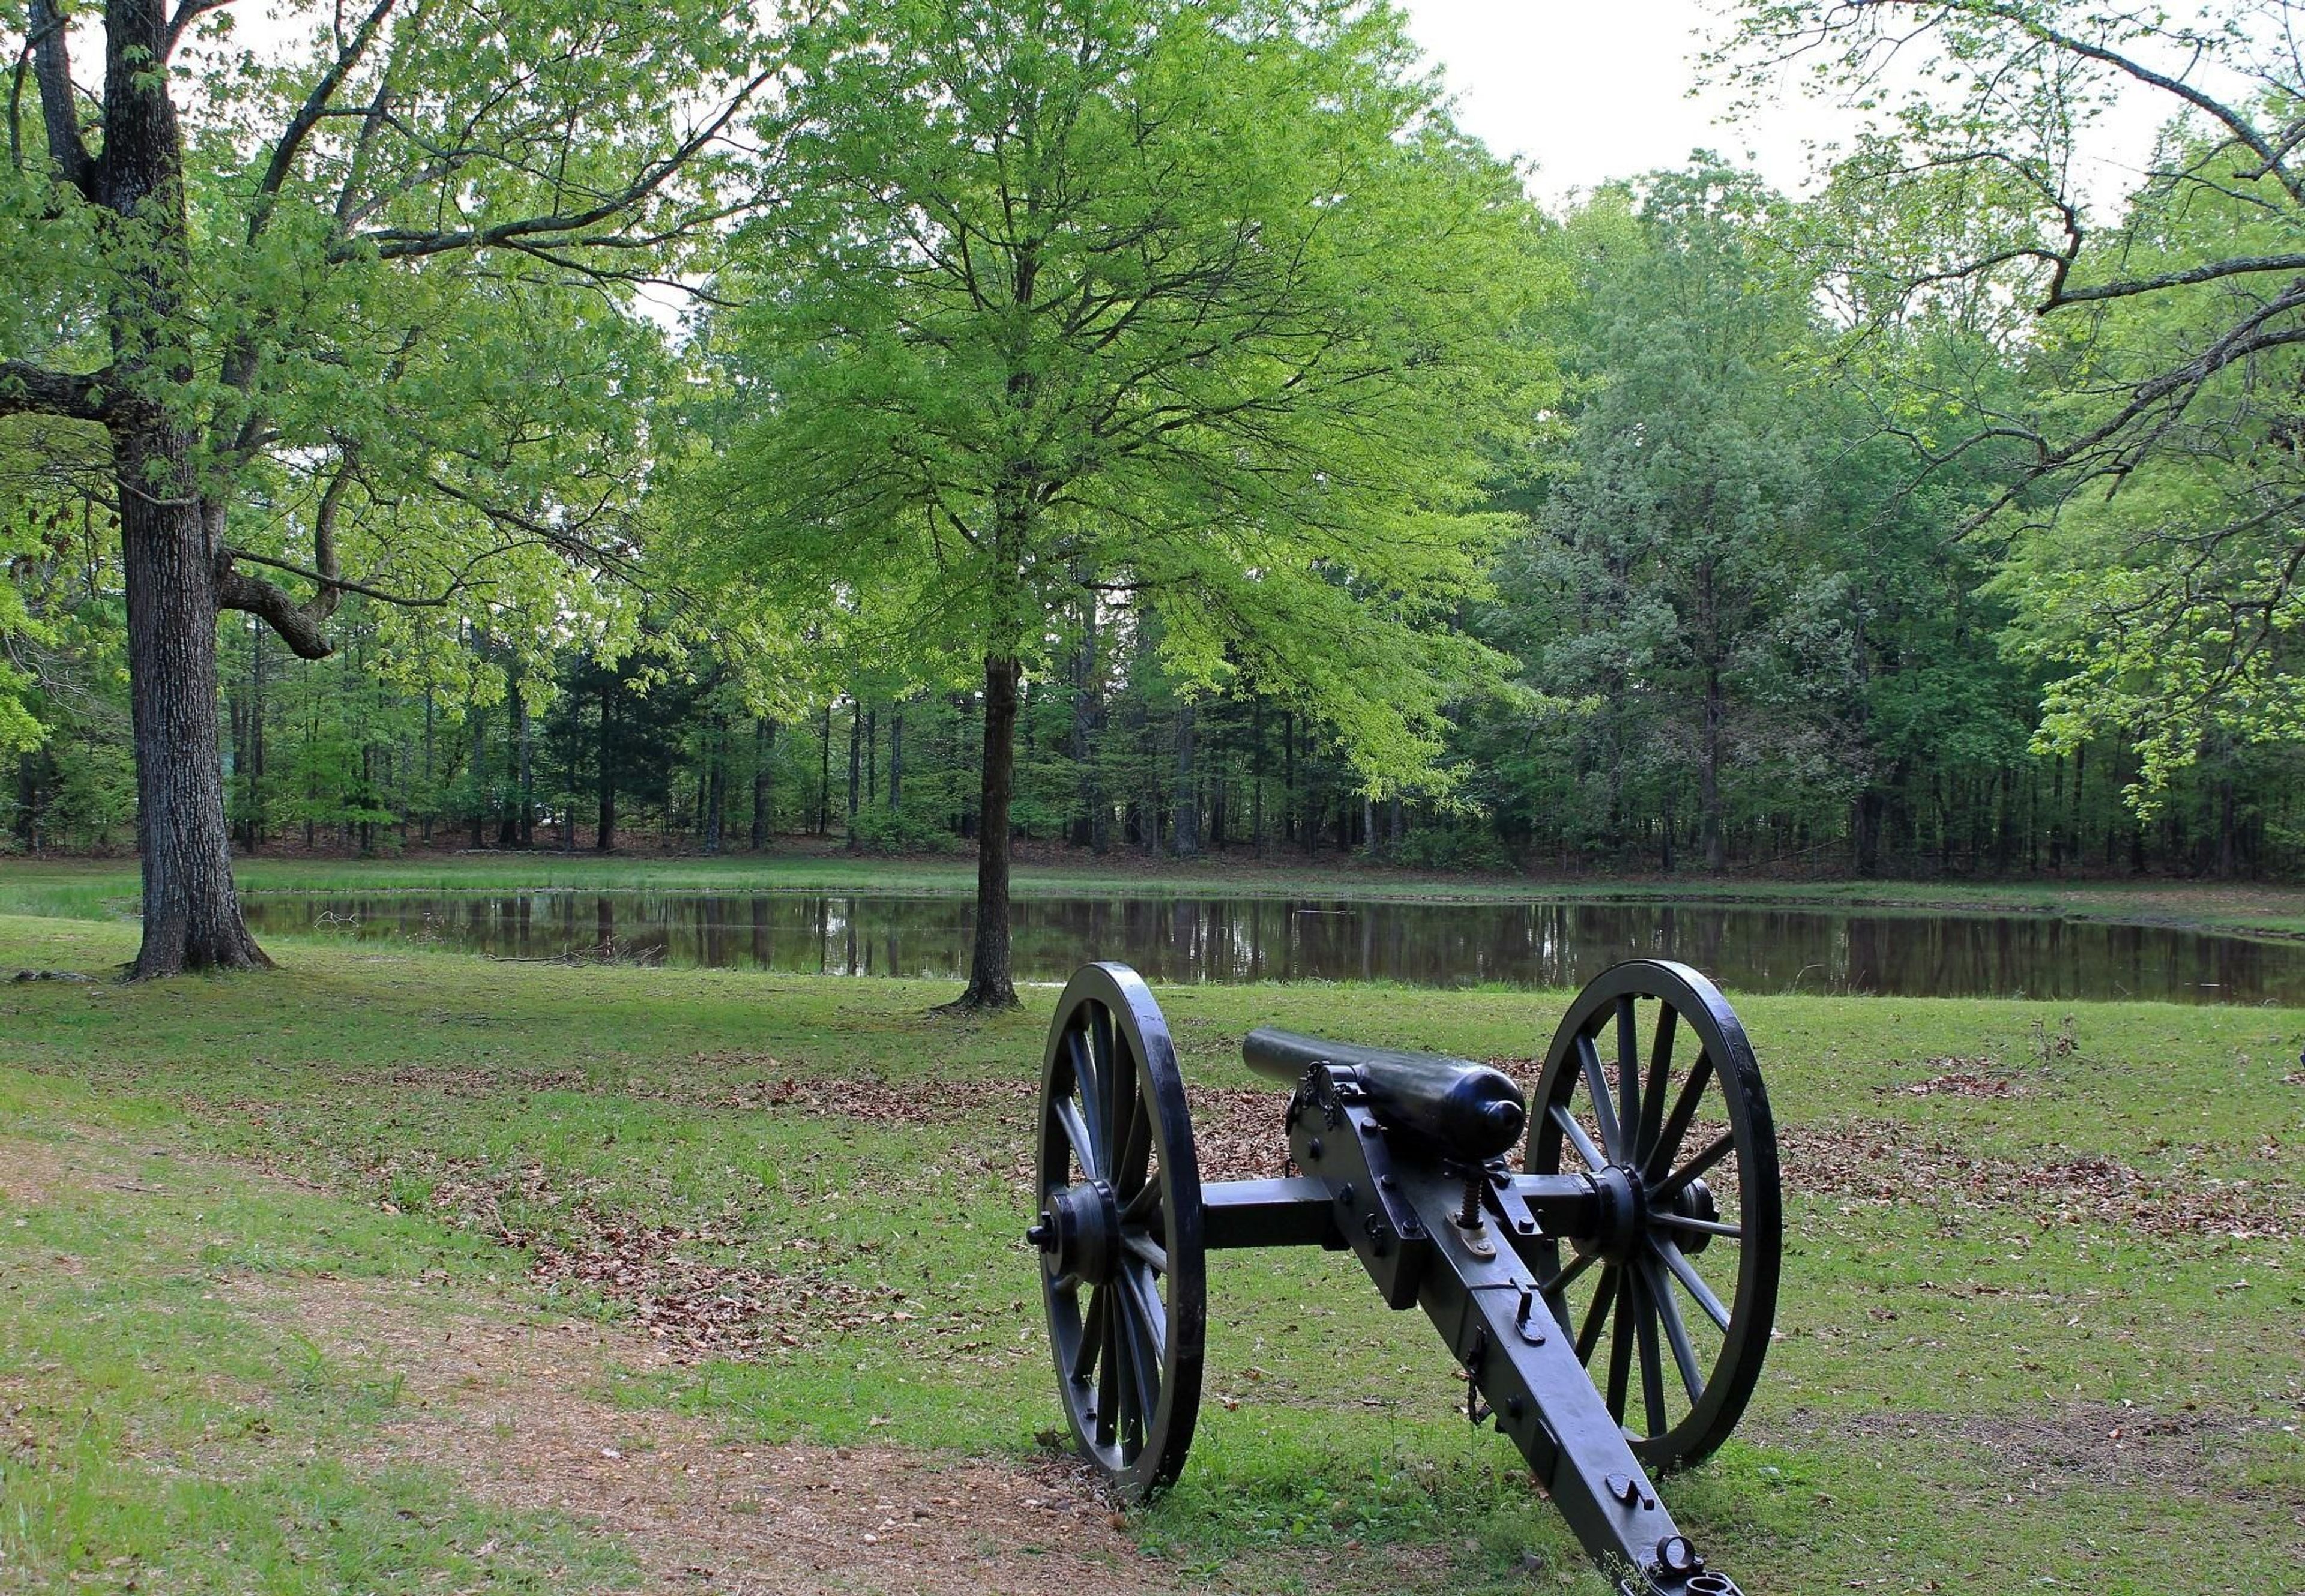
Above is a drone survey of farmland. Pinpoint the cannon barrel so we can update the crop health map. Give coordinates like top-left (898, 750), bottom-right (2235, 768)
top-left (1242, 1027), bottom-right (1527, 1161)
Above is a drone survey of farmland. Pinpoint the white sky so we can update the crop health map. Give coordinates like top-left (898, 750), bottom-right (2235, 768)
top-left (1397, 0), bottom-right (2178, 214)
top-left (1396, 1), bottom-right (1822, 206)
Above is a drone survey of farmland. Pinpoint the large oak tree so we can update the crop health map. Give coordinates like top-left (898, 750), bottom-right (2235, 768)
top-left (1, 0), bottom-right (767, 975)
top-left (685, 0), bottom-right (1546, 1008)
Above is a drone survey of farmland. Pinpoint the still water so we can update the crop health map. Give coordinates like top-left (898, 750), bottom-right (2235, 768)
top-left (238, 890), bottom-right (2305, 1004)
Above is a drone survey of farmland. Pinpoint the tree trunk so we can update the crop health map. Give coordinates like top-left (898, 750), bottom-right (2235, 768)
top-left (516, 674), bottom-right (534, 847)
top-left (595, 682), bottom-right (617, 852)
top-left (1068, 593), bottom-right (1099, 848)
top-left (948, 654), bottom-right (1022, 1010)
top-left (99, 0), bottom-right (270, 975)
top-left (1701, 665), bottom-right (1725, 872)
top-left (1171, 699), bottom-right (1198, 857)
top-left (888, 706), bottom-right (904, 810)
top-left (752, 717), bottom-right (774, 849)
top-left (121, 430), bottom-right (272, 975)
top-left (845, 701), bottom-right (862, 846)
top-left (498, 667), bottom-right (521, 846)
top-left (705, 717), bottom-right (726, 854)
top-left (818, 705), bottom-right (832, 834)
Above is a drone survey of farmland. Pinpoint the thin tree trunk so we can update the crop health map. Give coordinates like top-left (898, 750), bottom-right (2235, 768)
top-left (516, 675), bottom-right (534, 847)
top-left (1171, 699), bottom-right (1198, 857)
top-left (888, 705), bottom-right (904, 810)
top-left (705, 716), bottom-right (726, 854)
top-left (1701, 665), bottom-right (1725, 872)
top-left (596, 681), bottom-right (617, 852)
top-left (752, 717), bottom-right (774, 849)
top-left (846, 701), bottom-right (861, 846)
top-left (948, 654), bottom-right (1022, 1010)
top-left (818, 705), bottom-right (832, 835)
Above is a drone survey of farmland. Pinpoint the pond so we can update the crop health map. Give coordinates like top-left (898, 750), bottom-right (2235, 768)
top-left (238, 890), bottom-right (2305, 1004)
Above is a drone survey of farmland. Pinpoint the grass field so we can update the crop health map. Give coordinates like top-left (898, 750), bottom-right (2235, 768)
top-left (2, 903), bottom-right (2301, 1594)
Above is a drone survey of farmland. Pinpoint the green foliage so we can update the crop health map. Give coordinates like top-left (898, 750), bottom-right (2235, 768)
top-left (682, 0), bottom-right (1550, 795)
top-left (847, 804), bottom-right (963, 855)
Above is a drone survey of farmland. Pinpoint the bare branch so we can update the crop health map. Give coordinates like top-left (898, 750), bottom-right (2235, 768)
top-left (248, 0), bottom-right (400, 244)
top-left (2049, 251), bottom-right (2305, 306)
top-left (349, 69), bottom-right (773, 262)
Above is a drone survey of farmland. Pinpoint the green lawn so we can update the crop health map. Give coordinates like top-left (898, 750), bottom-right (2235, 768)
top-left (2, 908), bottom-right (2300, 1593)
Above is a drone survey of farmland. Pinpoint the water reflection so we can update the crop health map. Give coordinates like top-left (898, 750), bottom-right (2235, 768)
top-left (238, 890), bottom-right (2305, 1004)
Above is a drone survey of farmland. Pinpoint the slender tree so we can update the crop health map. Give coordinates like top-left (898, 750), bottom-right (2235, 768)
top-left (687, 0), bottom-right (1543, 1006)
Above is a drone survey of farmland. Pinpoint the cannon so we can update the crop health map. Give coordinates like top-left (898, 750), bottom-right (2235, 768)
top-left (1025, 959), bottom-right (1781, 1596)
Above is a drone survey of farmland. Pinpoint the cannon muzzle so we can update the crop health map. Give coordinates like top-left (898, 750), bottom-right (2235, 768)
top-left (1242, 1027), bottom-right (1526, 1160)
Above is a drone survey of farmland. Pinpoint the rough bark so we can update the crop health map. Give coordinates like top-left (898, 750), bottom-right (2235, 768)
top-left (118, 421), bottom-right (273, 976)
top-left (946, 654), bottom-right (1021, 1010)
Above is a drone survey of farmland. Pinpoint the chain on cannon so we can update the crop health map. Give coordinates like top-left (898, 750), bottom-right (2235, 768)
top-left (1025, 959), bottom-right (1782, 1596)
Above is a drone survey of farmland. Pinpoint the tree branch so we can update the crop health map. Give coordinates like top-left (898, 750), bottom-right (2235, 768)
top-left (26, 0), bottom-right (92, 195)
top-left (214, 565), bottom-right (335, 658)
top-left (0, 358), bottom-right (109, 420)
top-left (248, 0), bottom-right (399, 244)
top-left (164, 0), bottom-right (233, 59)
top-left (348, 68), bottom-right (773, 262)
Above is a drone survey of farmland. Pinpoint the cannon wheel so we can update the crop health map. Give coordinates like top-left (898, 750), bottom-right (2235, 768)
top-left (1032, 963), bottom-right (1206, 1501)
top-left (1528, 960), bottom-right (1781, 1472)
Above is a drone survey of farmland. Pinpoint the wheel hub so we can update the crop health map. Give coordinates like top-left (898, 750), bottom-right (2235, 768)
top-left (1029, 1180), bottom-right (1121, 1286)
top-left (1672, 1176), bottom-right (1719, 1255)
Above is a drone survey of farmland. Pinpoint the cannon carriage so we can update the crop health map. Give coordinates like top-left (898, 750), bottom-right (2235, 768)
top-left (1025, 959), bottom-right (1781, 1596)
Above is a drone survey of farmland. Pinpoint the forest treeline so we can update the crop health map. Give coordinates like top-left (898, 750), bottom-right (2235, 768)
top-left (8, 1), bottom-right (2305, 998)
top-left (14, 163), bottom-right (2302, 879)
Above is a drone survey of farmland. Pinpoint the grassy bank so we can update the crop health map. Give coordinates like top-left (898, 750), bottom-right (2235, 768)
top-left (2, 908), bottom-right (2300, 1592)
top-left (5, 850), bottom-right (2305, 942)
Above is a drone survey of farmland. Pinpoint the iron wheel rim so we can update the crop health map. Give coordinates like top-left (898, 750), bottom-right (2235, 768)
top-left (1528, 958), bottom-right (1781, 1471)
top-left (1035, 962), bottom-right (1205, 1500)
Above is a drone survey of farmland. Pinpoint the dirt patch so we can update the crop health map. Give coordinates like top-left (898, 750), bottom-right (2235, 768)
top-left (214, 1275), bottom-right (1165, 1596)
top-left (0, 1137), bottom-right (77, 1205)
top-left (1764, 1402), bottom-right (2280, 1495)
top-left (1782, 1121), bottom-right (2294, 1239)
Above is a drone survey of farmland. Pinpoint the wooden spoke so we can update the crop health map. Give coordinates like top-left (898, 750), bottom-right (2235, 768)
top-left (1550, 1101), bottom-right (1608, 1173)
top-left (1654, 1130), bottom-right (1735, 1206)
top-left (1653, 1235), bottom-right (1733, 1332)
top-left (1654, 1212), bottom-right (1741, 1242)
top-left (1575, 1033), bottom-right (1624, 1157)
top-left (1068, 1028), bottom-right (1109, 1175)
top-left (1638, 1004), bottom-right (1677, 1166)
top-left (1633, 1271), bottom-right (1668, 1439)
top-left (1072, 1287), bottom-right (1107, 1385)
top-left (1605, 1274), bottom-right (1635, 1424)
top-left (1122, 1230), bottom-right (1168, 1274)
top-left (1547, 1248), bottom-right (1598, 1299)
top-left (1645, 1256), bottom-right (1706, 1405)
top-left (1576, 1265), bottom-right (1620, 1363)
top-left (1615, 996), bottom-right (1641, 1155)
top-left (1644, 1049), bottom-right (1714, 1182)
top-left (1053, 1098), bottom-right (1096, 1181)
